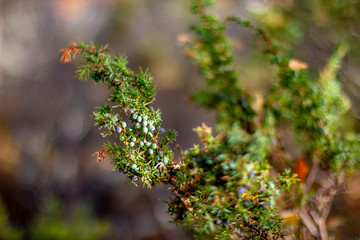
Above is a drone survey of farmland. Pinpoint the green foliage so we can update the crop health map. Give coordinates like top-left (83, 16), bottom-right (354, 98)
top-left (0, 198), bottom-right (22, 240)
top-left (62, 0), bottom-right (360, 239)
top-left (29, 198), bottom-right (110, 240)
top-left (0, 197), bottom-right (109, 240)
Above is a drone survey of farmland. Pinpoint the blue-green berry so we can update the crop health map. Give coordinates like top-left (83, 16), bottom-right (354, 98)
top-left (160, 128), bottom-right (165, 134)
top-left (274, 189), bottom-right (280, 196)
top-left (131, 113), bottom-right (138, 121)
top-left (137, 116), bottom-right (142, 122)
top-left (244, 163), bottom-right (253, 172)
top-left (149, 106), bottom-right (154, 111)
top-left (131, 136), bottom-right (136, 142)
top-left (229, 162), bottom-right (237, 169)
top-left (163, 157), bottom-right (169, 165)
top-left (129, 142), bottom-right (135, 147)
top-left (148, 149), bottom-right (154, 155)
top-left (142, 120), bottom-right (148, 127)
top-left (116, 126), bottom-right (122, 133)
top-left (142, 126), bottom-right (148, 133)
top-left (135, 122), bottom-right (141, 129)
top-left (143, 115), bottom-right (148, 121)
top-left (139, 141), bottom-right (144, 147)
top-left (145, 141), bottom-right (151, 148)
top-left (149, 125), bottom-right (155, 132)
top-left (151, 143), bottom-right (157, 149)
top-left (131, 164), bottom-right (138, 170)
top-left (222, 164), bottom-right (230, 171)
top-left (121, 121), bottom-right (127, 128)
top-left (158, 151), bottom-right (164, 157)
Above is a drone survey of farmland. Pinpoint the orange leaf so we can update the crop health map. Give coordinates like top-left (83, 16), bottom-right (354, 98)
top-left (59, 43), bottom-right (82, 63)
top-left (293, 157), bottom-right (310, 183)
top-left (289, 59), bottom-right (309, 71)
top-left (95, 149), bottom-right (109, 162)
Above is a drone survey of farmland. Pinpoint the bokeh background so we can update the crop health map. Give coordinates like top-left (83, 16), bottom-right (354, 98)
top-left (0, 0), bottom-right (360, 239)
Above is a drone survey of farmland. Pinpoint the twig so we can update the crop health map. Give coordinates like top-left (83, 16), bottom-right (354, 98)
top-left (304, 159), bottom-right (320, 193)
top-left (299, 209), bottom-right (319, 238)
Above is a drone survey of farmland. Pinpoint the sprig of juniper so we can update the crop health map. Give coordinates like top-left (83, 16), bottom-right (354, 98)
top-left (61, 42), bottom-right (177, 187)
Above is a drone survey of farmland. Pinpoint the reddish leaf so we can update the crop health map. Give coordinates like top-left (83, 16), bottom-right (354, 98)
top-left (293, 157), bottom-right (310, 183)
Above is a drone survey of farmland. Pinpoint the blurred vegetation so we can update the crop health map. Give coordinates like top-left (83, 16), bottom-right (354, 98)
top-left (0, 196), bottom-right (110, 240)
top-left (0, 198), bottom-right (22, 240)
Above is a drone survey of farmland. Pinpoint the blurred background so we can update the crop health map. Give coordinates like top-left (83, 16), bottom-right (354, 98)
top-left (0, 0), bottom-right (360, 239)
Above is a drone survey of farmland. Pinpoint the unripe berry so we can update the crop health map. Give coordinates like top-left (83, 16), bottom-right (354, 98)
top-left (129, 142), bottom-right (135, 147)
top-left (131, 113), bottom-right (138, 121)
top-left (143, 115), bottom-right (148, 121)
top-left (142, 126), bottom-right (148, 133)
top-left (269, 198), bottom-right (275, 206)
top-left (131, 164), bottom-right (138, 170)
top-left (222, 164), bottom-right (230, 171)
top-left (151, 143), bottom-right (157, 149)
top-left (145, 141), bottom-right (151, 148)
top-left (160, 128), bottom-right (166, 134)
top-left (149, 125), bottom-right (155, 132)
top-left (274, 189), bottom-right (280, 196)
top-left (244, 163), bottom-right (253, 172)
top-left (148, 149), bottom-right (154, 155)
top-left (149, 106), bottom-right (154, 111)
top-left (142, 120), bottom-right (148, 127)
top-left (137, 116), bottom-right (142, 122)
top-left (121, 121), bottom-right (127, 128)
top-left (158, 151), bottom-right (164, 157)
top-left (135, 123), bottom-right (141, 129)
top-left (131, 136), bottom-right (136, 142)
top-left (163, 156), bottom-right (169, 165)
top-left (116, 126), bottom-right (122, 133)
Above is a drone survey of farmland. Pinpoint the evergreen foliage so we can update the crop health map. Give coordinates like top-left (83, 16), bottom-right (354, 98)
top-left (61, 0), bottom-right (360, 239)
